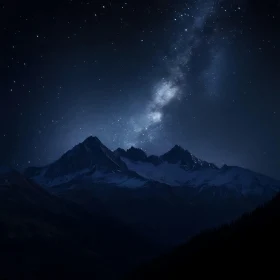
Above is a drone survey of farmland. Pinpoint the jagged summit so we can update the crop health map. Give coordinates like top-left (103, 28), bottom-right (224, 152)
top-left (24, 136), bottom-right (280, 194)
top-left (25, 136), bottom-right (128, 180)
top-left (114, 147), bottom-right (127, 157)
top-left (126, 147), bottom-right (147, 161)
top-left (83, 135), bottom-right (102, 146)
top-left (160, 145), bottom-right (192, 165)
top-left (114, 146), bottom-right (148, 162)
top-left (171, 145), bottom-right (185, 152)
top-left (159, 145), bottom-right (217, 170)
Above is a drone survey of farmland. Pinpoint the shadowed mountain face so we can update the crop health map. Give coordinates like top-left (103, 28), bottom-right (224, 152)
top-left (23, 136), bottom-right (280, 247)
top-left (0, 168), bottom-right (159, 280)
top-left (45, 136), bottom-right (127, 179)
top-left (127, 192), bottom-right (280, 279)
top-left (160, 144), bottom-right (216, 169)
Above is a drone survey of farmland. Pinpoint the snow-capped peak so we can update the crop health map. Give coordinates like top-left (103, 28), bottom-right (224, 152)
top-left (126, 147), bottom-right (148, 161)
top-left (24, 136), bottom-right (280, 196)
top-left (25, 136), bottom-right (128, 181)
top-left (160, 145), bottom-right (191, 164)
top-left (114, 147), bottom-right (148, 162)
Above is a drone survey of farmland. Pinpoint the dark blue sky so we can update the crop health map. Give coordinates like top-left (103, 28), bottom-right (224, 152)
top-left (1, 0), bottom-right (279, 179)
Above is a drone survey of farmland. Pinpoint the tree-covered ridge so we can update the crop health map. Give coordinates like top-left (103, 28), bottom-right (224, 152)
top-left (128, 191), bottom-right (280, 279)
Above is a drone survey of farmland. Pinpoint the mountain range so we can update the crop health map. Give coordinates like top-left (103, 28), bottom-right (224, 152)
top-left (24, 136), bottom-right (280, 246)
top-left (1, 136), bottom-right (280, 279)
top-left (25, 136), bottom-right (279, 194)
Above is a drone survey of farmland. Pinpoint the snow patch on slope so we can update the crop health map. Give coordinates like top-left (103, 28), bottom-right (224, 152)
top-left (32, 168), bottom-right (91, 187)
top-left (91, 170), bottom-right (147, 188)
top-left (122, 158), bottom-right (189, 186)
top-left (121, 158), bottom-right (280, 193)
top-left (31, 166), bottom-right (147, 189)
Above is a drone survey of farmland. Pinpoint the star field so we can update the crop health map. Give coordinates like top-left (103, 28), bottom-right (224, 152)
top-left (0, 0), bottom-right (279, 179)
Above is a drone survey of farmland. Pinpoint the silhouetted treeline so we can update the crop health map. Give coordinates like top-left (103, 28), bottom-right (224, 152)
top-left (127, 192), bottom-right (280, 279)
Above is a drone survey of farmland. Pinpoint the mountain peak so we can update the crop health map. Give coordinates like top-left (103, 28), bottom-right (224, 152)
top-left (126, 147), bottom-right (147, 162)
top-left (83, 136), bottom-right (102, 146)
top-left (161, 145), bottom-right (191, 164)
top-left (114, 148), bottom-right (127, 158)
top-left (171, 145), bottom-right (185, 152)
top-left (115, 147), bottom-right (126, 153)
top-left (36, 136), bottom-right (128, 179)
top-left (127, 146), bottom-right (144, 152)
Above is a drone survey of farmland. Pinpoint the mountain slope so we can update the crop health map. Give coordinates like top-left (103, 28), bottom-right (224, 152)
top-left (48, 179), bottom-right (275, 247)
top-left (127, 191), bottom-right (280, 279)
top-left (0, 167), bottom-right (159, 280)
top-left (120, 148), bottom-right (279, 192)
top-left (25, 136), bottom-right (127, 180)
top-left (24, 136), bottom-right (280, 246)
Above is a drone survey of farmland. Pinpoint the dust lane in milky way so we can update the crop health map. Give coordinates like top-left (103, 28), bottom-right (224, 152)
top-left (126, 0), bottom-right (222, 148)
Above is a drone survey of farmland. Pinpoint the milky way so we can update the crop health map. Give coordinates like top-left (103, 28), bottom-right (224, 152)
top-left (3, 0), bottom-right (279, 179)
top-left (125, 0), bottom-right (222, 148)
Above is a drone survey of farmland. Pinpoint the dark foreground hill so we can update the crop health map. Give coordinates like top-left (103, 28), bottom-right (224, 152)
top-left (0, 167), bottom-right (159, 280)
top-left (127, 191), bottom-right (280, 279)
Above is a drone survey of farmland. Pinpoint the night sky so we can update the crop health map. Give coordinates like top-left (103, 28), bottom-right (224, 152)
top-left (1, 0), bottom-right (279, 179)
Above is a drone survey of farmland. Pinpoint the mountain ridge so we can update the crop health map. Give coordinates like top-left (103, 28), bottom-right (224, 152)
top-left (21, 136), bottom-right (280, 247)
top-left (2, 134), bottom-right (279, 274)
top-left (24, 136), bottom-right (280, 194)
